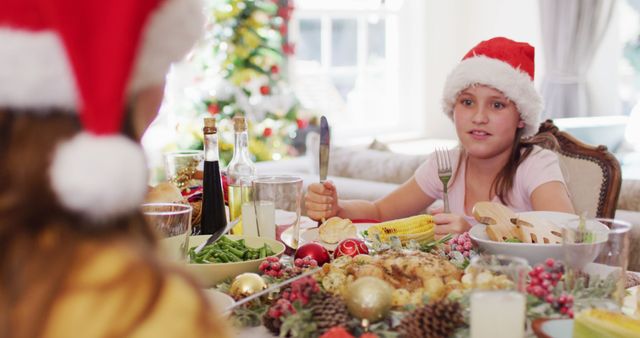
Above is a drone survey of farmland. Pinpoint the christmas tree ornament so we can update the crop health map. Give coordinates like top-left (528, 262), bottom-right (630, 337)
top-left (345, 277), bottom-right (393, 323)
top-left (397, 300), bottom-right (464, 338)
top-left (295, 243), bottom-right (331, 266)
top-left (333, 238), bottom-right (369, 259)
top-left (229, 272), bottom-right (267, 299)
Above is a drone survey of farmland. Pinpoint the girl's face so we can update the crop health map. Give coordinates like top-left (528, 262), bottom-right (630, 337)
top-left (453, 85), bottom-right (524, 160)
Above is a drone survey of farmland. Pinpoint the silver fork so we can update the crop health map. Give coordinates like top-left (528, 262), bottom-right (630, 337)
top-left (435, 147), bottom-right (452, 213)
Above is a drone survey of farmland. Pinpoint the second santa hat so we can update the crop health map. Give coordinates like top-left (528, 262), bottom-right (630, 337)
top-left (442, 37), bottom-right (543, 137)
top-left (0, 0), bottom-right (204, 220)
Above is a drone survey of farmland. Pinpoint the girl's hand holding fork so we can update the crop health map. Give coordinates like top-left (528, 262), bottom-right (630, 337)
top-left (431, 207), bottom-right (471, 238)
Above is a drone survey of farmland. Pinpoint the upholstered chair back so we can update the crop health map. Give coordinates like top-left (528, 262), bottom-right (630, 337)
top-left (532, 120), bottom-right (622, 219)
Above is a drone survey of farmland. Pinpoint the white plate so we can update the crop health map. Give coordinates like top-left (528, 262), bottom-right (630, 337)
top-left (540, 319), bottom-right (574, 338)
top-left (282, 222), bottom-right (375, 251)
top-left (203, 289), bottom-right (235, 316)
top-left (469, 211), bottom-right (609, 265)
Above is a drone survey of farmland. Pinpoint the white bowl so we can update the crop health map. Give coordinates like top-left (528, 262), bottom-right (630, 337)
top-left (203, 289), bottom-right (235, 316)
top-left (469, 211), bottom-right (609, 265)
top-left (172, 235), bottom-right (285, 287)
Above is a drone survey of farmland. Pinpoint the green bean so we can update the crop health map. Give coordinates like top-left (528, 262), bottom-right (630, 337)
top-left (189, 235), bottom-right (276, 264)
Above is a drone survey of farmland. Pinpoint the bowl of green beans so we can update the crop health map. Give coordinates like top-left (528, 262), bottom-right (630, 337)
top-left (183, 235), bottom-right (286, 287)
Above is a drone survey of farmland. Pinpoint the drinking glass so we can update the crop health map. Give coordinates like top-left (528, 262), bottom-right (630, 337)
top-left (468, 255), bottom-right (529, 338)
top-left (563, 218), bottom-right (631, 309)
top-left (249, 176), bottom-right (303, 247)
top-left (164, 150), bottom-right (204, 190)
top-left (142, 203), bottom-right (192, 261)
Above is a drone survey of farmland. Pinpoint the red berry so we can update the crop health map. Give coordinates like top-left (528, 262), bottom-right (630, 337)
top-left (545, 258), bottom-right (555, 267)
top-left (568, 309), bottom-right (574, 318)
top-left (260, 85), bottom-right (270, 95)
top-left (263, 127), bottom-right (272, 137)
top-left (560, 307), bottom-right (568, 314)
top-left (545, 295), bottom-right (555, 303)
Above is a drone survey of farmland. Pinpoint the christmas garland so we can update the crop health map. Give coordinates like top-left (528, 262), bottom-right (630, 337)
top-left (212, 231), bottom-right (631, 338)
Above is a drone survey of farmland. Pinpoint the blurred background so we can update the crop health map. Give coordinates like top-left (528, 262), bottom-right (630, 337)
top-left (142, 0), bottom-right (640, 181)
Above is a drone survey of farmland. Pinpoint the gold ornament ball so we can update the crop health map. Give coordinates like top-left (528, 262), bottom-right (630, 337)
top-left (345, 276), bottom-right (393, 323)
top-left (229, 273), bottom-right (267, 300)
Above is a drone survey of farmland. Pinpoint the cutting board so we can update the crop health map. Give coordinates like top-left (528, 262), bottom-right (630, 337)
top-left (472, 202), bottom-right (520, 242)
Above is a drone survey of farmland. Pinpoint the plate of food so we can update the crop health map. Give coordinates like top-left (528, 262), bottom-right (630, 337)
top-left (294, 217), bottom-right (376, 251)
top-left (469, 202), bottom-right (609, 265)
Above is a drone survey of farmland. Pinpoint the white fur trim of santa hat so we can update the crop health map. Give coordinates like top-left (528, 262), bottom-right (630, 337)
top-left (49, 133), bottom-right (149, 221)
top-left (442, 55), bottom-right (543, 137)
top-left (0, 0), bottom-right (204, 110)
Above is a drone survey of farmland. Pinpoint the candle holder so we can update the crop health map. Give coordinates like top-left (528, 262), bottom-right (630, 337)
top-left (468, 255), bottom-right (529, 338)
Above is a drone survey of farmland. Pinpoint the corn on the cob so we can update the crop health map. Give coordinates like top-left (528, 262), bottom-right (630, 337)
top-left (367, 215), bottom-right (435, 243)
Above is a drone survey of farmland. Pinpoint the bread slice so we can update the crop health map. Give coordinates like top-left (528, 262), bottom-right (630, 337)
top-left (318, 217), bottom-right (357, 244)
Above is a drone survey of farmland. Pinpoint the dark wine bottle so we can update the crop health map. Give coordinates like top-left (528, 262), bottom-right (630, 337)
top-left (200, 117), bottom-right (227, 237)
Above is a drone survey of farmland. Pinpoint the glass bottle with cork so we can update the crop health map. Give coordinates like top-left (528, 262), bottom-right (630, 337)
top-left (227, 115), bottom-right (257, 235)
top-left (200, 117), bottom-right (228, 237)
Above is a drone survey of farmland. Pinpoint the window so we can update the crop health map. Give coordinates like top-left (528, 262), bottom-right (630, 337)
top-left (291, 0), bottom-right (416, 142)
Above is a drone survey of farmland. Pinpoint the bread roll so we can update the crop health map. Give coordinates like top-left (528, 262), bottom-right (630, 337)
top-left (318, 217), bottom-right (357, 244)
top-left (145, 182), bottom-right (185, 204)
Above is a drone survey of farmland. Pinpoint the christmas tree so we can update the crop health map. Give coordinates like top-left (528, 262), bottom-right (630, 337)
top-left (197, 0), bottom-right (303, 165)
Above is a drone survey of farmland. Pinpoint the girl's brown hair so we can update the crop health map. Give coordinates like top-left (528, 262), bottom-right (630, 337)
top-left (0, 111), bottom-right (213, 338)
top-left (454, 126), bottom-right (559, 204)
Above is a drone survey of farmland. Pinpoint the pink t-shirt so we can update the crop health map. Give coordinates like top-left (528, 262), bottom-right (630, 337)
top-left (414, 146), bottom-right (566, 223)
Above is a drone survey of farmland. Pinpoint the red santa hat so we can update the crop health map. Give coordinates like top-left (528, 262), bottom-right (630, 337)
top-left (0, 0), bottom-right (204, 221)
top-left (442, 37), bottom-right (543, 137)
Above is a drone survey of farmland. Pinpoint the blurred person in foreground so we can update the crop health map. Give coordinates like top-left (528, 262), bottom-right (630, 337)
top-left (0, 1), bottom-right (231, 337)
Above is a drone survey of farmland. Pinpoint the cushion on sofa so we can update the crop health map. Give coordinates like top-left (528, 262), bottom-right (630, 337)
top-left (329, 148), bottom-right (428, 185)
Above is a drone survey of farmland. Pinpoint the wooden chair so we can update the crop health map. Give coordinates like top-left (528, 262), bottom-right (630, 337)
top-left (531, 119), bottom-right (622, 219)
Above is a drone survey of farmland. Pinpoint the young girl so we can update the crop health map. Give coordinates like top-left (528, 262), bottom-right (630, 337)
top-left (305, 37), bottom-right (574, 236)
top-left (0, 1), bottom-right (230, 338)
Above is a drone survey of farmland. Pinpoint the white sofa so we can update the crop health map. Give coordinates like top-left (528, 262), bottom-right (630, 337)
top-left (256, 146), bottom-right (640, 271)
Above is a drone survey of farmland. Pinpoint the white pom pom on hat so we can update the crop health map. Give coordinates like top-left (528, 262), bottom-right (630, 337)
top-left (0, 0), bottom-right (205, 221)
top-left (49, 133), bottom-right (148, 221)
top-left (442, 37), bottom-right (543, 137)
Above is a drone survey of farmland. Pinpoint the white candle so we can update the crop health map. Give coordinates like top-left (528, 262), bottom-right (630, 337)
top-left (471, 290), bottom-right (526, 338)
top-left (254, 201), bottom-right (275, 239)
top-left (241, 202), bottom-right (258, 237)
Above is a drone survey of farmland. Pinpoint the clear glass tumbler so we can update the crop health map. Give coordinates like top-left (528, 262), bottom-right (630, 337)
top-left (141, 203), bottom-right (193, 261)
top-left (563, 218), bottom-right (631, 310)
top-left (468, 255), bottom-right (529, 338)
top-left (249, 176), bottom-right (303, 247)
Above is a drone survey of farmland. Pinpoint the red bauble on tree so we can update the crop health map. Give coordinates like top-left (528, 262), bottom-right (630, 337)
top-left (295, 243), bottom-right (331, 266)
top-left (333, 238), bottom-right (369, 259)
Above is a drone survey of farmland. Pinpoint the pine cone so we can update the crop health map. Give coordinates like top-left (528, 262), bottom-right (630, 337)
top-left (310, 293), bottom-right (351, 336)
top-left (397, 300), bottom-right (464, 338)
top-left (263, 311), bottom-right (283, 336)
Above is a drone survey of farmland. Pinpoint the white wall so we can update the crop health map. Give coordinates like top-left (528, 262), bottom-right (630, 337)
top-left (421, 0), bottom-right (542, 139)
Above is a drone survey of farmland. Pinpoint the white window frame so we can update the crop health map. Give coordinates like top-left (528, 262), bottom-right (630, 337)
top-left (290, 0), bottom-right (425, 144)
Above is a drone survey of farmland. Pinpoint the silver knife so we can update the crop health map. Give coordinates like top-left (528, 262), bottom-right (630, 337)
top-left (193, 218), bottom-right (241, 254)
top-left (319, 116), bottom-right (330, 183)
